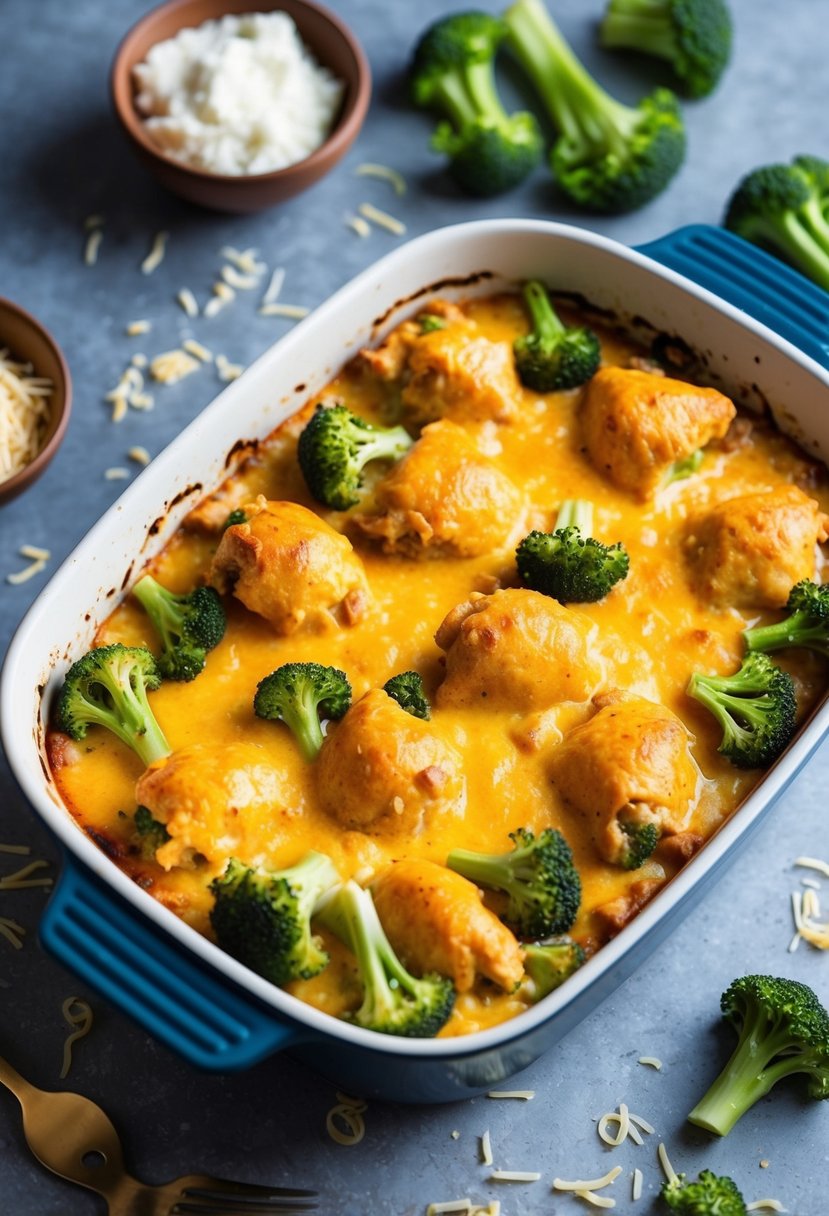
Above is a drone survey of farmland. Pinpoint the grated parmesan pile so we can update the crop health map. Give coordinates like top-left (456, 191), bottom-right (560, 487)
top-left (0, 349), bottom-right (52, 484)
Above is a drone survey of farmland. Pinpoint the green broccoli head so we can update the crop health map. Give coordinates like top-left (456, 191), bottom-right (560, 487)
top-left (617, 819), bottom-right (660, 870)
top-left (513, 280), bottom-right (601, 392)
top-left (688, 975), bottom-right (829, 1136)
top-left (383, 671), bottom-right (431, 720)
top-left (724, 159), bottom-right (829, 292)
top-left (505, 0), bottom-right (685, 213)
top-left (600, 0), bottom-right (733, 99)
top-left (133, 575), bottom-right (226, 682)
top-left (297, 403), bottom-right (413, 511)
top-left (56, 644), bottom-right (170, 769)
top-left (662, 1169), bottom-right (747, 1215)
top-left (516, 500), bottom-right (630, 603)
top-left (686, 652), bottom-right (797, 769)
top-left (318, 880), bottom-right (455, 1037)
top-left (254, 662), bottom-right (352, 761)
top-left (523, 937), bottom-right (586, 1001)
top-left (223, 508), bottom-right (249, 529)
top-left (410, 12), bottom-right (542, 197)
top-left (133, 805), bottom-right (171, 862)
top-left (447, 827), bottom-right (581, 939)
top-left (744, 579), bottom-right (829, 659)
top-left (210, 852), bottom-right (341, 986)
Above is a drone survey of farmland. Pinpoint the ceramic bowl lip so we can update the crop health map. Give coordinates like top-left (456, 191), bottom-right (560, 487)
top-left (0, 296), bottom-right (72, 506)
top-left (110, 0), bottom-right (371, 187)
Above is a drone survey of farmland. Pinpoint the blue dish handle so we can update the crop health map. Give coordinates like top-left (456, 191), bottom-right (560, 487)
top-left (40, 853), bottom-right (310, 1070)
top-left (636, 224), bottom-right (829, 371)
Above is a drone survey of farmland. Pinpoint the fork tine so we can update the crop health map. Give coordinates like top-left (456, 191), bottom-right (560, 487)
top-left (180, 1178), bottom-right (317, 1200)
top-left (171, 1204), bottom-right (317, 1215)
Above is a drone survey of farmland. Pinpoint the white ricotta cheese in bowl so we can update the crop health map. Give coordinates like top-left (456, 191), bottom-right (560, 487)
top-left (133, 11), bottom-right (345, 176)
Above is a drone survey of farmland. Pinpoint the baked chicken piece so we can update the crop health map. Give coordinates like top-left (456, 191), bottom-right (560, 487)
top-left (435, 588), bottom-right (604, 712)
top-left (353, 419), bottom-right (526, 558)
top-left (372, 859), bottom-right (525, 992)
top-left (208, 496), bottom-right (370, 634)
top-left (581, 366), bottom-right (735, 499)
top-left (135, 741), bottom-right (289, 871)
top-left (401, 324), bottom-right (521, 428)
top-left (686, 485), bottom-right (829, 609)
top-left (549, 690), bottom-right (698, 868)
top-left (352, 300), bottom-right (467, 382)
top-left (315, 689), bottom-right (465, 834)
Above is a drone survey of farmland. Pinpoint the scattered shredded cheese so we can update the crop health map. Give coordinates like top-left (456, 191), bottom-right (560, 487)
top-left (0, 844), bottom-right (31, 855)
top-left (59, 996), bottom-right (93, 1079)
top-left (141, 230), bottom-right (169, 275)
top-left (747, 1202), bottom-right (786, 1213)
top-left (345, 213), bottom-right (371, 238)
top-left (128, 446), bottom-right (151, 467)
top-left (6, 557), bottom-right (47, 585)
top-left (357, 201), bottom-right (406, 235)
top-left (261, 266), bottom-right (286, 305)
top-left (800, 877), bottom-right (821, 890)
top-left (126, 320), bottom-right (152, 336)
top-left (325, 1091), bottom-right (366, 1146)
top-left (489, 1170), bottom-right (541, 1183)
top-left (0, 348), bottom-right (53, 483)
top-left (84, 214), bottom-right (105, 230)
top-left (204, 282), bottom-right (235, 317)
top-left (131, 353), bottom-right (148, 369)
top-left (84, 228), bottom-right (104, 266)
top-left (221, 246), bottom-right (267, 276)
top-left (481, 1129), bottom-right (493, 1166)
top-left (794, 856), bottom-right (829, 878)
top-left (632, 1169), bottom-right (643, 1201)
top-left (426, 1201), bottom-right (471, 1215)
top-left (760, 1160), bottom-right (770, 1169)
top-left (554, 1167), bottom-right (623, 1194)
top-left (355, 162), bottom-right (407, 195)
top-left (575, 1190), bottom-right (615, 1209)
top-left (450, 1130), bottom-right (460, 1140)
top-left (104, 467), bottom-right (130, 481)
top-left (19, 544), bottom-right (51, 562)
top-left (176, 288), bottom-right (199, 317)
top-left (216, 354), bottom-right (244, 382)
top-left (790, 882), bottom-right (829, 949)
top-left (638, 1056), bottom-right (662, 1070)
top-left (105, 365), bottom-right (153, 420)
top-left (149, 349), bottom-right (200, 385)
top-left (657, 1143), bottom-right (678, 1186)
top-left (486, 1090), bottom-right (534, 1100)
top-left (257, 303), bottom-right (310, 319)
top-left (221, 264), bottom-right (261, 291)
top-left (0, 918), bottom-right (25, 949)
top-left (182, 339), bottom-right (213, 363)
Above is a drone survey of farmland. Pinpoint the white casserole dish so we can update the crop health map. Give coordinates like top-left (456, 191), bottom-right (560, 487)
top-left (3, 220), bottom-right (829, 1103)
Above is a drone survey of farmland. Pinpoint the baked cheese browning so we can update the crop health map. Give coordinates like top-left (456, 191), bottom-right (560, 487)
top-left (549, 691), bottom-right (698, 867)
top-left (434, 588), bottom-right (605, 712)
top-left (135, 741), bottom-right (296, 871)
top-left (353, 419), bottom-right (527, 558)
top-left (315, 689), bottom-right (466, 834)
top-left (209, 496), bottom-right (370, 633)
top-left (686, 486), bottom-right (829, 609)
top-left (352, 300), bottom-right (467, 383)
top-left (371, 859), bottom-right (525, 992)
top-left (401, 323), bottom-right (521, 428)
top-left (581, 366), bottom-right (736, 500)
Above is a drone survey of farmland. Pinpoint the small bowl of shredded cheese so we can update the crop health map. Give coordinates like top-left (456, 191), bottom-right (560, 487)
top-left (111, 0), bottom-right (371, 212)
top-left (0, 298), bottom-right (71, 506)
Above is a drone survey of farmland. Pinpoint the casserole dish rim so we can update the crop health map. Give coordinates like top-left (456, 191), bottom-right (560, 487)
top-left (4, 217), bottom-right (829, 1061)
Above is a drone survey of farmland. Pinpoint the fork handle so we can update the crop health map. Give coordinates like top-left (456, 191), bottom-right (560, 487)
top-left (0, 1054), bottom-right (36, 1104)
top-left (40, 855), bottom-right (311, 1071)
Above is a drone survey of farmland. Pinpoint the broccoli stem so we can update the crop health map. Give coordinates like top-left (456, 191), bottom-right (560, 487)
top-left (555, 499), bottom-right (594, 533)
top-left (445, 848), bottom-right (520, 897)
top-left (745, 613), bottom-right (829, 658)
top-left (744, 207), bottom-right (829, 292)
top-left (600, 5), bottom-right (679, 63)
top-left (688, 1010), bottom-right (809, 1136)
top-left (277, 684), bottom-right (327, 762)
top-left (86, 664), bottom-right (170, 768)
top-left (686, 676), bottom-right (767, 754)
top-left (506, 0), bottom-right (637, 157)
top-left (133, 576), bottom-right (179, 653)
top-left (432, 60), bottom-right (506, 131)
top-left (522, 280), bottom-right (565, 344)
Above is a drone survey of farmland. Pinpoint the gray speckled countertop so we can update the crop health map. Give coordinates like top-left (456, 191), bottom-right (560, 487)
top-left (1, 1), bottom-right (828, 1212)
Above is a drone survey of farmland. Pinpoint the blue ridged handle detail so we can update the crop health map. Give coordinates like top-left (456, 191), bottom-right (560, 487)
top-left (40, 854), bottom-right (308, 1070)
top-left (636, 224), bottom-right (829, 370)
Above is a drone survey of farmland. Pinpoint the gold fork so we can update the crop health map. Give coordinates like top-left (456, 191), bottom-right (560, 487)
top-left (0, 1053), bottom-right (318, 1215)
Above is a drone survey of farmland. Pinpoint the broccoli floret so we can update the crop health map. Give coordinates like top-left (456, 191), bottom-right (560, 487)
top-left (383, 671), bottom-right (431, 720)
top-left (664, 448), bottom-right (704, 485)
top-left (744, 579), bottom-right (829, 659)
top-left (618, 819), bottom-right (660, 869)
top-left (600, 0), bottom-right (733, 99)
top-left (686, 653), bottom-right (796, 769)
top-left (56, 644), bottom-right (170, 769)
top-left (410, 12), bottom-right (542, 196)
top-left (318, 880), bottom-right (455, 1037)
top-left (447, 827), bottom-right (581, 939)
top-left (523, 937), bottom-right (585, 1001)
top-left (418, 313), bottom-right (447, 333)
top-left (254, 662), bottom-right (351, 761)
top-left (504, 0), bottom-right (686, 213)
top-left (662, 1169), bottom-right (747, 1215)
top-left (516, 499), bottom-right (630, 603)
top-left (133, 805), bottom-right (171, 862)
top-left (210, 853), bottom-right (341, 986)
top-left (513, 280), bottom-right (601, 392)
top-left (297, 403), bottom-right (413, 511)
top-left (132, 574), bottom-right (226, 683)
top-left (223, 508), bottom-right (249, 529)
top-left (687, 975), bottom-right (829, 1137)
top-left (724, 158), bottom-right (829, 292)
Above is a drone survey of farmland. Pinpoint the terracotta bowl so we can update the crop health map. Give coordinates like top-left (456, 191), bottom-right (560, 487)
top-left (0, 298), bottom-right (71, 507)
top-left (111, 0), bottom-right (372, 213)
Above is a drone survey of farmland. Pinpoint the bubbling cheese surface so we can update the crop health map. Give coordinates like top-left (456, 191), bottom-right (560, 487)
top-left (133, 12), bottom-right (344, 176)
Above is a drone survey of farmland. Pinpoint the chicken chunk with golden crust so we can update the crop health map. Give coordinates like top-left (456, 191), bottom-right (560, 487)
top-left (435, 588), bottom-right (605, 712)
top-left (351, 300), bottom-right (467, 383)
top-left (372, 859), bottom-right (525, 992)
top-left (581, 366), bottom-right (736, 499)
top-left (136, 742), bottom-right (290, 871)
top-left (353, 420), bottom-right (526, 558)
top-left (315, 689), bottom-right (465, 835)
top-left (549, 691), bottom-right (698, 867)
top-left (401, 324), bottom-right (521, 428)
top-left (208, 497), bottom-right (370, 634)
top-left (686, 485), bottom-right (829, 609)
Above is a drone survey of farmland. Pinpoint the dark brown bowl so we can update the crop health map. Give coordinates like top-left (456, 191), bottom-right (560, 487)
top-left (111, 0), bottom-right (372, 213)
top-left (0, 298), bottom-right (71, 507)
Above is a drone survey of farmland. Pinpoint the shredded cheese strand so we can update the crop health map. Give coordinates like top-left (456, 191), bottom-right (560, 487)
top-left (84, 229), bottom-right (103, 266)
top-left (344, 214), bottom-right (371, 238)
top-left (553, 1166), bottom-right (623, 1192)
top-left (0, 860), bottom-right (52, 889)
top-left (141, 231), bottom-right (168, 275)
top-left (426, 1202), bottom-right (471, 1215)
top-left (746, 1202), bottom-right (787, 1213)
top-left (355, 163), bottom-right (407, 195)
top-left (261, 266), bottom-right (286, 305)
top-left (638, 1056), bottom-right (662, 1070)
top-left (489, 1171), bottom-right (541, 1182)
top-left (257, 303), bottom-right (310, 319)
top-left (0, 918), bottom-right (25, 949)
top-left (576, 1189), bottom-right (615, 1209)
top-left (325, 1102), bottom-right (365, 1146)
top-left (481, 1129), bottom-right (493, 1166)
top-left (0, 844), bottom-right (31, 855)
top-left (176, 288), bottom-right (199, 318)
top-left (59, 997), bottom-right (93, 1079)
top-left (357, 202), bottom-right (406, 235)
top-left (794, 856), bottom-right (829, 878)
top-left (487, 1090), bottom-right (534, 1100)
top-left (632, 1168), bottom-right (643, 1201)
